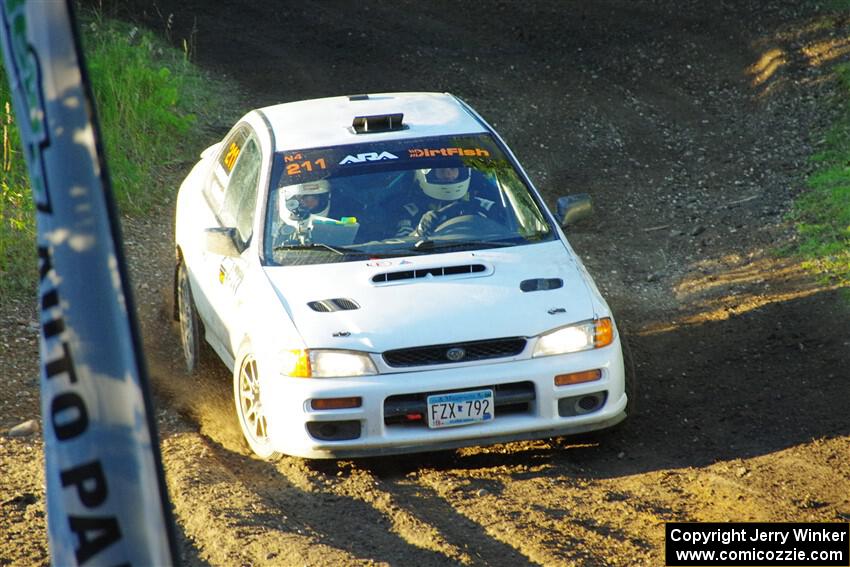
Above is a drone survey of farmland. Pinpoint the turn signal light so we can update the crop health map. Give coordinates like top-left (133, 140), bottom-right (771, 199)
top-left (554, 369), bottom-right (602, 386)
top-left (594, 318), bottom-right (614, 348)
top-left (280, 349), bottom-right (312, 377)
top-left (311, 397), bottom-right (362, 410)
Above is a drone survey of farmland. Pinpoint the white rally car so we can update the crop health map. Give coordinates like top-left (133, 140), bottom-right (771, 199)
top-left (174, 92), bottom-right (633, 459)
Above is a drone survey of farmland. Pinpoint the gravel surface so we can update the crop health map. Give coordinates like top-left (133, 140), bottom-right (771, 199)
top-left (3, 1), bottom-right (850, 565)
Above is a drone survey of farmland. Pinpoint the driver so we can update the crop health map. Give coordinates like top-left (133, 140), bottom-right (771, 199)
top-left (394, 167), bottom-right (497, 237)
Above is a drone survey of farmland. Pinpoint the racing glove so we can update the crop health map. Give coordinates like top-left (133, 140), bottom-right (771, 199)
top-left (414, 201), bottom-right (465, 237)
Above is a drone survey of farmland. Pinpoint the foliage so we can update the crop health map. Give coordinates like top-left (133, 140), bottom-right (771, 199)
top-left (0, 10), bottom-right (239, 301)
top-left (789, 63), bottom-right (850, 284)
top-left (81, 12), bottom-right (198, 213)
top-left (0, 92), bottom-right (36, 300)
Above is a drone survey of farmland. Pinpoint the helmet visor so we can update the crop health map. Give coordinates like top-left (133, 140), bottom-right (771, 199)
top-left (422, 167), bottom-right (471, 185)
top-left (284, 193), bottom-right (329, 215)
top-left (281, 181), bottom-right (331, 217)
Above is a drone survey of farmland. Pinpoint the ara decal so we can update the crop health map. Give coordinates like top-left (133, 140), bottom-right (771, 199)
top-left (339, 151), bottom-right (398, 165)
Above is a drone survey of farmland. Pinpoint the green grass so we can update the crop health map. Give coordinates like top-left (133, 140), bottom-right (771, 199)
top-left (789, 62), bottom-right (850, 285)
top-left (0, 10), bottom-right (241, 301)
top-left (0, 98), bottom-right (36, 298)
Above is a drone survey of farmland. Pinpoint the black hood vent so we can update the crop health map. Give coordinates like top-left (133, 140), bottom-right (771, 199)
top-left (307, 298), bottom-right (360, 312)
top-left (520, 278), bottom-right (563, 292)
top-left (372, 263), bottom-right (487, 284)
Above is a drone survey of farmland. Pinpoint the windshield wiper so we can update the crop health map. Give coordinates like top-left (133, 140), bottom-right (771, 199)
top-left (274, 242), bottom-right (363, 256)
top-left (411, 239), bottom-right (516, 252)
top-left (273, 242), bottom-right (410, 259)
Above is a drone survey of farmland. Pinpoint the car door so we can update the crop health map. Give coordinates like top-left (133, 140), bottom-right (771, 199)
top-left (193, 125), bottom-right (262, 359)
top-left (215, 133), bottom-right (263, 353)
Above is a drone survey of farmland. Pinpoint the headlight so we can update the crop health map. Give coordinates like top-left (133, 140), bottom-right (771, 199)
top-left (532, 318), bottom-right (614, 357)
top-left (278, 349), bottom-right (377, 378)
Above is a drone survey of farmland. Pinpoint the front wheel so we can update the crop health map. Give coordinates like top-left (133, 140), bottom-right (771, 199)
top-left (233, 350), bottom-right (282, 461)
top-left (176, 260), bottom-right (201, 374)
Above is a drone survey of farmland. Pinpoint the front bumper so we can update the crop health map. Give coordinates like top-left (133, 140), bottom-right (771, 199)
top-left (260, 338), bottom-right (627, 459)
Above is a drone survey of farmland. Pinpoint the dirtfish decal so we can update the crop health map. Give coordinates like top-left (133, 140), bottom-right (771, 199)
top-left (409, 147), bottom-right (490, 158)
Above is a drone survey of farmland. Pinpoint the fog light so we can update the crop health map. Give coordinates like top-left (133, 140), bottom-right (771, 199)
top-left (310, 397), bottom-right (362, 410)
top-left (554, 369), bottom-right (602, 386)
top-left (306, 420), bottom-right (361, 441)
top-left (558, 391), bottom-right (607, 417)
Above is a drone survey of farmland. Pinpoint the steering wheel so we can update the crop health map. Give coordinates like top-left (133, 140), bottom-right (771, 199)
top-left (431, 214), bottom-right (507, 238)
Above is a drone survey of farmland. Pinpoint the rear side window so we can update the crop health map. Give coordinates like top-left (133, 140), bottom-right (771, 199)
top-left (221, 137), bottom-right (261, 244)
top-left (219, 128), bottom-right (250, 173)
top-left (205, 125), bottom-right (251, 213)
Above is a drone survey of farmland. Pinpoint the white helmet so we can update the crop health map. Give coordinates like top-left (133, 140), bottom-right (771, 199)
top-left (415, 167), bottom-right (471, 201)
top-left (279, 180), bottom-right (331, 219)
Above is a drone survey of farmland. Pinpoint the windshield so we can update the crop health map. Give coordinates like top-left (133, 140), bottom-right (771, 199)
top-left (263, 134), bottom-right (555, 266)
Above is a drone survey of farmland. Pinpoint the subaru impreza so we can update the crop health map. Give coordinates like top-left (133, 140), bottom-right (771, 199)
top-left (173, 92), bottom-right (633, 459)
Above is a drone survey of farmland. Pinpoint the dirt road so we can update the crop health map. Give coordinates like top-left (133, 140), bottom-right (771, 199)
top-left (3, 1), bottom-right (850, 565)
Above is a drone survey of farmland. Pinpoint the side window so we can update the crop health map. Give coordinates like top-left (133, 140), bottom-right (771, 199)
top-left (221, 137), bottom-right (262, 245)
top-left (205, 126), bottom-right (251, 212)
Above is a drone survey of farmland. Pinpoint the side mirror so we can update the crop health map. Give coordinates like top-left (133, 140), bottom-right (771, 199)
top-left (204, 227), bottom-right (242, 257)
top-left (556, 194), bottom-right (592, 228)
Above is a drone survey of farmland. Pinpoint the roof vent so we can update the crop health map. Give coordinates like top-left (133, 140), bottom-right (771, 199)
top-left (348, 94), bottom-right (370, 101)
top-left (352, 113), bottom-right (405, 134)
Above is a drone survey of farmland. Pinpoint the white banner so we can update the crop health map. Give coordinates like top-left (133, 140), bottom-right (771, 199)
top-left (0, 1), bottom-right (177, 564)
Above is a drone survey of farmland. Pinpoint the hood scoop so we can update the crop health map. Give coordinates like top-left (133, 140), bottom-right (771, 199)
top-left (520, 278), bottom-right (563, 292)
top-left (307, 298), bottom-right (361, 312)
top-left (371, 263), bottom-right (490, 285)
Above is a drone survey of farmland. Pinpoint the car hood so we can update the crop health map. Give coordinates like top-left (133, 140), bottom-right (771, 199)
top-left (263, 241), bottom-right (597, 352)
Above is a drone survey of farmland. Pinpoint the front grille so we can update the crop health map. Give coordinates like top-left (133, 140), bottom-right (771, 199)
top-left (384, 381), bottom-right (536, 427)
top-left (383, 337), bottom-right (527, 367)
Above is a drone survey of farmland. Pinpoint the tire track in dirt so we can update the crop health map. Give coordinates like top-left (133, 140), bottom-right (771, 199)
top-left (163, 434), bottom-right (361, 566)
top-left (411, 461), bottom-right (666, 565)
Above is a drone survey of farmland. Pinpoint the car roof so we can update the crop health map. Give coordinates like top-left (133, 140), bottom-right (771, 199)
top-left (255, 92), bottom-right (489, 152)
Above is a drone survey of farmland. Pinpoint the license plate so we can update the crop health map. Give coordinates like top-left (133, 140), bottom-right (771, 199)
top-left (427, 389), bottom-right (494, 428)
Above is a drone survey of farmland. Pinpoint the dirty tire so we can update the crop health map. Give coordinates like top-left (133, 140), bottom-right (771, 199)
top-left (176, 260), bottom-right (202, 374)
